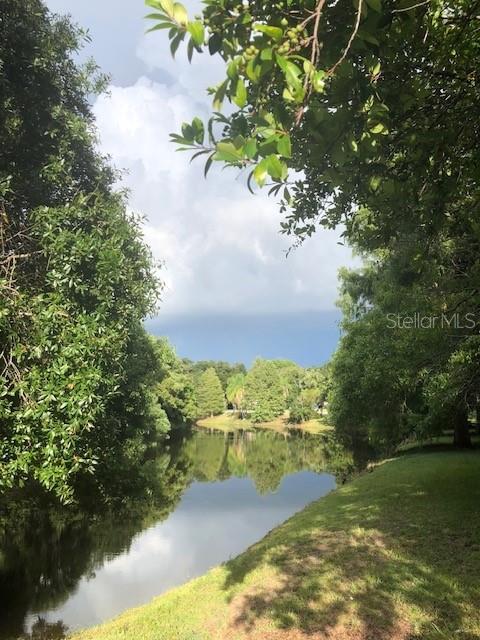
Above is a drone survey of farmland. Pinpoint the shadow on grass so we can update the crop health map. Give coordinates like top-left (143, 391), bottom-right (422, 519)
top-left (222, 451), bottom-right (480, 639)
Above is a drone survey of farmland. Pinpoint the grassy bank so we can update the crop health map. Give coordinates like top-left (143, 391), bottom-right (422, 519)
top-left (196, 411), bottom-right (332, 435)
top-left (73, 449), bottom-right (480, 640)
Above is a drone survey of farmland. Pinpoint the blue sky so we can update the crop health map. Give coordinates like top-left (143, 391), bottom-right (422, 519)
top-left (146, 312), bottom-right (342, 367)
top-left (46, 0), bottom-right (357, 365)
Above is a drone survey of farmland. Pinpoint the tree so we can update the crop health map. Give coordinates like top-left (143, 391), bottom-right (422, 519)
top-left (185, 433), bottom-right (228, 482)
top-left (271, 360), bottom-right (302, 405)
top-left (0, 0), bottom-right (160, 502)
top-left (244, 359), bottom-right (285, 423)
top-left (329, 252), bottom-right (477, 452)
top-left (303, 366), bottom-right (331, 412)
top-left (157, 369), bottom-right (198, 426)
top-left (195, 368), bottom-right (225, 418)
top-left (246, 433), bottom-right (289, 494)
top-left (151, 338), bottom-right (198, 427)
top-left (185, 360), bottom-right (246, 392)
top-left (148, 0), bottom-right (479, 239)
top-left (226, 372), bottom-right (246, 414)
top-left (149, 0), bottom-right (480, 447)
top-left (286, 366), bottom-right (329, 423)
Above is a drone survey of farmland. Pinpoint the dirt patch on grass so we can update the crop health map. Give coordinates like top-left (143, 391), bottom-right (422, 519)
top-left (215, 530), bottom-right (413, 640)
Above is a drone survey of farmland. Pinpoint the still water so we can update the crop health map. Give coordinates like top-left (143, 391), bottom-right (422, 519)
top-left (0, 428), bottom-right (343, 639)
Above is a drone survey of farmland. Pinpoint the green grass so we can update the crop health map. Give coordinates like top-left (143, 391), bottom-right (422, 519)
top-left (72, 450), bottom-right (480, 640)
top-left (196, 411), bottom-right (332, 435)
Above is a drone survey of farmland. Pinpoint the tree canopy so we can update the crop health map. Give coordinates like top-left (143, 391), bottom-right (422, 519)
top-left (150, 0), bottom-right (480, 449)
top-left (226, 372), bottom-right (246, 413)
top-left (195, 367), bottom-right (225, 418)
top-left (244, 359), bottom-right (286, 423)
top-left (148, 0), bottom-right (478, 236)
top-left (0, 0), bottom-right (160, 502)
top-left (184, 359), bottom-right (246, 392)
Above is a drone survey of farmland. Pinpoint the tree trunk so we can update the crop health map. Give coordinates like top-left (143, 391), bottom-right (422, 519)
top-left (453, 406), bottom-right (472, 448)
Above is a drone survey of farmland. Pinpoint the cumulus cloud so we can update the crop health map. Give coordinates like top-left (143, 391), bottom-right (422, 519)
top-left (45, 0), bottom-right (358, 319)
top-left (93, 77), bottom-right (357, 316)
top-left (46, 0), bottom-right (358, 319)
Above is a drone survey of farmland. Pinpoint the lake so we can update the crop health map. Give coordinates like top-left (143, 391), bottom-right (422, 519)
top-left (0, 428), bottom-right (345, 639)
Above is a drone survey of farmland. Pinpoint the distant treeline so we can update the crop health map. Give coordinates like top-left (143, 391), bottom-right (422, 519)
top-left (149, 337), bottom-right (330, 430)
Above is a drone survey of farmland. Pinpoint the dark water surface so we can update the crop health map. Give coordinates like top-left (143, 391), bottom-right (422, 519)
top-left (0, 428), bottom-right (345, 639)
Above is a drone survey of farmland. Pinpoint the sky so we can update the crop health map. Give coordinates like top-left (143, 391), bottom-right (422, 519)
top-left (46, 0), bottom-right (357, 366)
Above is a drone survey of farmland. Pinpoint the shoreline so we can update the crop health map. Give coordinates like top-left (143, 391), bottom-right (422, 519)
top-left (195, 411), bottom-right (333, 435)
top-left (71, 448), bottom-right (480, 640)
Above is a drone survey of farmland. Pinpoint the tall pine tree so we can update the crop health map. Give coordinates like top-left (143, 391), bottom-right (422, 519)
top-left (245, 360), bottom-right (285, 423)
top-left (196, 368), bottom-right (225, 418)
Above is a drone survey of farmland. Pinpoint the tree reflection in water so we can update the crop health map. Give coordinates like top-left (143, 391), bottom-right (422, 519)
top-left (0, 428), bottom-right (352, 640)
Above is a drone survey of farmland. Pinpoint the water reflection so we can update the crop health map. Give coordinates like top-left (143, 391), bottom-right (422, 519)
top-left (0, 428), bottom-right (351, 639)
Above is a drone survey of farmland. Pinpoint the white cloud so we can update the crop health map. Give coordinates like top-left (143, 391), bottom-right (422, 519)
top-left (46, 0), bottom-right (358, 319)
top-left (93, 76), bottom-right (357, 316)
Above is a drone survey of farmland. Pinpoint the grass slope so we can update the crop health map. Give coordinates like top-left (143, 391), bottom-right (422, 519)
top-left (72, 450), bottom-right (480, 640)
top-left (196, 412), bottom-right (332, 435)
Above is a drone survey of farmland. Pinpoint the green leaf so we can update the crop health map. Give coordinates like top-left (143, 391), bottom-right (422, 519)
top-left (313, 70), bottom-right (326, 93)
top-left (145, 0), bottom-right (163, 9)
top-left (370, 101), bottom-right (390, 116)
top-left (233, 134), bottom-right (246, 149)
top-left (260, 48), bottom-right (273, 61)
top-left (160, 0), bottom-right (174, 13)
top-left (145, 13), bottom-right (168, 20)
top-left (190, 149), bottom-right (210, 162)
top-left (146, 22), bottom-right (173, 33)
top-left (170, 133), bottom-right (193, 145)
top-left (357, 29), bottom-right (380, 46)
top-left (275, 53), bottom-right (288, 72)
top-left (204, 154), bottom-right (214, 177)
top-left (277, 134), bottom-right (292, 158)
top-left (280, 59), bottom-right (304, 102)
top-left (214, 141), bottom-right (244, 163)
top-left (208, 33), bottom-right (222, 55)
top-left (187, 21), bottom-right (204, 47)
top-left (285, 61), bottom-right (302, 84)
top-left (244, 138), bottom-right (258, 159)
top-left (170, 31), bottom-right (185, 57)
top-left (253, 159), bottom-right (269, 187)
top-left (246, 59), bottom-right (261, 83)
top-left (227, 59), bottom-right (238, 80)
top-left (181, 122), bottom-right (195, 142)
top-left (187, 38), bottom-right (194, 62)
top-left (303, 59), bottom-right (314, 74)
top-left (258, 137), bottom-right (279, 158)
top-left (233, 78), bottom-right (247, 108)
top-left (265, 154), bottom-right (283, 179)
top-left (253, 24), bottom-right (283, 41)
top-left (212, 79), bottom-right (228, 111)
top-left (370, 122), bottom-right (387, 134)
top-left (192, 117), bottom-right (205, 144)
top-left (173, 2), bottom-right (188, 25)
top-left (157, 0), bottom-right (175, 17)
top-left (366, 0), bottom-right (382, 12)
top-left (362, 95), bottom-right (374, 112)
top-left (256, 126), bottom-right (277, 140)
